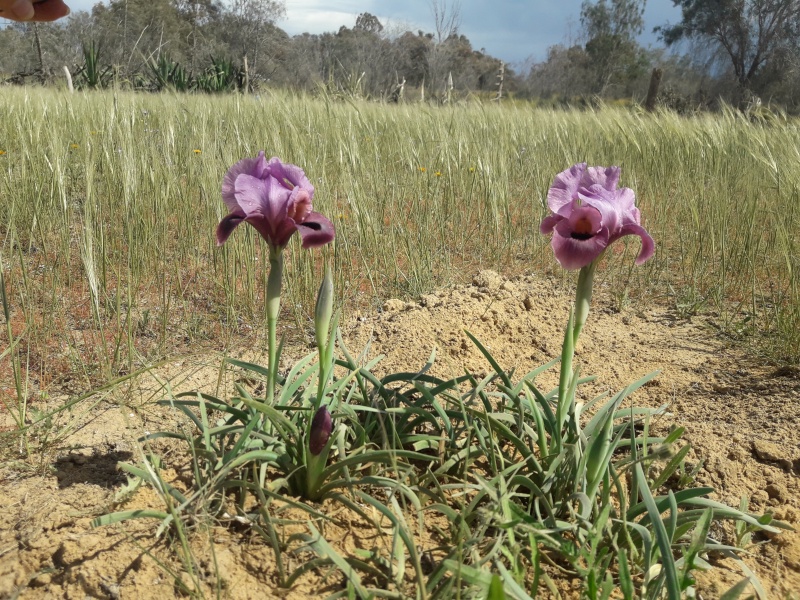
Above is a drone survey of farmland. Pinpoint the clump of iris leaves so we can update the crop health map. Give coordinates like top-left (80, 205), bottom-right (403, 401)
top-left (93, 275), bottom-right (787, 600)
top-left (92, 153), bottom-right (786, 600)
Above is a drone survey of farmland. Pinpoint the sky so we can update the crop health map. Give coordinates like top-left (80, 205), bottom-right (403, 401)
top-left (54, 0), bottom-right (683, 66)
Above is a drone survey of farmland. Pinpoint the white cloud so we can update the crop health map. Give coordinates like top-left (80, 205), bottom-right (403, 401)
top-left (56, 0), bottom-right (681, 65)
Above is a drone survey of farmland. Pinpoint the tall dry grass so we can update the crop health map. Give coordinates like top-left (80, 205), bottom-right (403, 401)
top-left (1, 88), bottom-right (798, 411)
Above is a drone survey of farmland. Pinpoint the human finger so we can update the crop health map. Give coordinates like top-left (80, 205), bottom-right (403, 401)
top-left (0, 0), bottom-right (35, 20)
top-left (31, 0), bottom-right (70, 21)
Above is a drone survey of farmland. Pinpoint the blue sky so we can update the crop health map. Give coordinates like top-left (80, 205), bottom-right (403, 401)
top-left (55, 0), bottom-right (682, 66)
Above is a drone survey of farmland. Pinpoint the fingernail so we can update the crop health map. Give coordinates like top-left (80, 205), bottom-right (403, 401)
top-left (11, 0), bottom-right (34, 19)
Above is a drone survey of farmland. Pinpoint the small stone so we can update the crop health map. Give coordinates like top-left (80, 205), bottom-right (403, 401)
top-left (472, 270), bottom-right (503, 290)
top-left (420, 294), bottom-right (440, 308)
top-left (765, 483), bottom-right (788, 501)
top-left (523, 296), bottom-right (534, 311)
top-left (382, 299), bottom-right (405, 312)
top-left (30, 573), bottom-right (52, 587)
top-left (177, 572), bottom-right (198, 595)
top-left (752, 440), bottom-right (794, 471)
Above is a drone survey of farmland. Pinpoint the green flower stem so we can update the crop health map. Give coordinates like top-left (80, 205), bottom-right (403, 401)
top-left (305, 450), bottom-right (326, 501)
top-left (573, 260), bottom-right (597, 344)
top-left (266, 247), bottom-right (284, 404)
top-left (556, 260), bottom-right (598, 443)
top-left (556, 309), bottom-right (575, 440)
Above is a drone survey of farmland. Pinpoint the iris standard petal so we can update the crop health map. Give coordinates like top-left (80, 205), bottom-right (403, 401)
top-left (260, 175), bottom-right (294, 227)
top-left (577, 190), bottom-right (621, 234)
top-left (233, 174), bottom-right (270, 217)
top-left (584, 166), bottom-right (620, 191)
top-left (297, 213), bottom-right (336, 248)
top-left (267, 158), bottom-right (315, 195)
top-left (222, 154), bottom-right (263, 211)
top-left (614, 187), bottom-right (637, 217)
top-left (547, 163), bottom-right (586, 214)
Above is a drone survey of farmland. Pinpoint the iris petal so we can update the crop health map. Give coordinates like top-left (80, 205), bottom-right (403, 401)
top-left (584, 166), bottom-right (620, 191)
top-left (216, 213), bottom-right (245, 246)
top-left (551, 229), bottom-right (609, 270)
top-left (547, 162), bottom-right (585, 215)
top-left (297, 213), bottom-right (336, 248)
top-left (540, 163), bottom-right (654, 270)
top-left (217, 154), bottom-right (334, 251)
top-left (540, 214), bottom-right (563, 235)
top-left (222, 154), bottom-right (263, 211)
top-left (613, 223), bottom-right (655, 265)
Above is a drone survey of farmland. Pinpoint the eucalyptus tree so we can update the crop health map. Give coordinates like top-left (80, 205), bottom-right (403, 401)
top-left (658, 0), bottom-right (800, 94)
top-left (580, 0), bottom-right (649, 94)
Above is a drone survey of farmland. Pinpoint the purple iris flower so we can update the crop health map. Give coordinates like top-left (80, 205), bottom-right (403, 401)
top-left (216, 152), bottom-right (335, 250)
top-left (539, 163), bottom-right (655, 270)
top-left (309, 406), bottom-right (332, 456)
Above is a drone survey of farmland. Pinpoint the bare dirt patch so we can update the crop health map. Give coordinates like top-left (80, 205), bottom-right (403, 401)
top-left (2, 271), bottom-right (798, 598)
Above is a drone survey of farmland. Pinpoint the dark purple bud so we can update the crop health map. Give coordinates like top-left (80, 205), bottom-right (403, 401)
top-left (309, 406), bottom-right (332, 456)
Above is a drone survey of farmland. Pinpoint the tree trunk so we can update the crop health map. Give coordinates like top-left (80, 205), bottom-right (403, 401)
top-left (63, 66), bottom-right (74, 92)
top-left (644, 67), bottom-right (662, 112)
top-left (32, 23), bottom-right (45, 82)
top-left (494, 61), bottom-right (504, 101)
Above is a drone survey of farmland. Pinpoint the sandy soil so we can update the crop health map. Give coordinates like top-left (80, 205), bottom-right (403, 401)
top-left (1, 270), bottom-right (798, 599)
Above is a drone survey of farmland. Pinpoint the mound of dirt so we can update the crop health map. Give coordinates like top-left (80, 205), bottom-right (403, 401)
top-left (1, 270), bottom-right (798, 598)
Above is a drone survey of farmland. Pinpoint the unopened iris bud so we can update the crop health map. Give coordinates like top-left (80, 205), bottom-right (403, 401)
top-left (309, 406), bottom-right (332, 456)
top-left (315, 266), bottom-right (333, 354)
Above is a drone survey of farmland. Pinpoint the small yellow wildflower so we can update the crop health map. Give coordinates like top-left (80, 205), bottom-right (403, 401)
top-left (434, 171), bottom-right (442, 177)
top-left (0, 150), bottom-right (6, 156)
top-left (418, 167), bottom-right (426, 172)
top-left (469, 166), bottom-right (476, 173)
top-left (70, 144), bottom-right (79, 149)
top-left (193, 149), bottom-right (202, 154)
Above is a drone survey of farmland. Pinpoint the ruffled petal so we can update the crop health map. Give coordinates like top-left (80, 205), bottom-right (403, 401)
top-left (232, 174), bottom-right (270, 217)
top-left (221, 153), bottom-right (264, 211)
top-left (266, 157), bottom-right (315, 196)
top-left (614, 187), bottom-right (638, 220)
top-left (288, 188), bottom-right (313, 224)
top-left (547, 163), bottom-right (585, 214)
top-left (261, 175), bottom-right (293, 228)
top-left (216, 212), bottom-right (245, 246)
top-left (577, 190), bottom-right (621, 234)
top-left (297, 212), bottom-right (335, 249)
top-left (584, 166), bottom-right (620, 191)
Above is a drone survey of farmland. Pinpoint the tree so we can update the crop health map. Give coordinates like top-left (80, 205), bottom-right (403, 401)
top-left (354, 12), bottom-right (383, 35)
top-left (427, 0), bottom-right (462, 96)
top-left (580, 0), bottom-right (648, 94)
top-left (658, 0), bottom-right (800, 92)
top-left (216, 0), bottom-right (286, 77)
